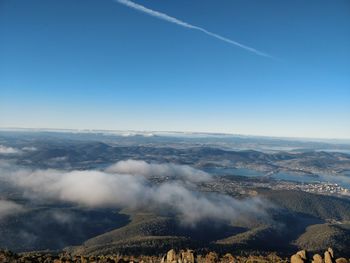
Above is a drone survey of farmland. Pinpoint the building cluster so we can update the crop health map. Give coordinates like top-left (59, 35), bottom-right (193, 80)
top-left (198, 176), bottom-right (350, 198)
top-left (271, 182), bottom-right (350, 197)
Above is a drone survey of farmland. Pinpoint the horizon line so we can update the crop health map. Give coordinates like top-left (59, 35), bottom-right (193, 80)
top-left (0, 126), bottom-right (349, 142)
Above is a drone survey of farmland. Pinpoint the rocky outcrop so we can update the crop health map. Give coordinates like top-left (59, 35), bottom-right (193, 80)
top-left (291, 254), bottom-right (305, 263)
top-left (290, 248), bottom-right (349, 263)
top-left (204, 252), bottom-right (218, 263)
top-left (0, 248), bottom-right (348, 263)
top-left (312, 254), bottom-right (323, 263)
top-left (160, 249), bottom-right (195, 263)
top-left (324, 248), bottom-right (334, 263)
top-left (220, 254), bottom-right (234, 263)
top-left (166, 249), bottom-right (177, 263)
top-left (296, 250), bottom-right (308, 261)
top-left (291, 250), bottom-right (308, 263)
top-left (180, 250), bottom-right (195, 263)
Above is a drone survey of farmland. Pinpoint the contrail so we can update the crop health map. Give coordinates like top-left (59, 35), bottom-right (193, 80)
top-left (116, 0), bottom-right (271, 58)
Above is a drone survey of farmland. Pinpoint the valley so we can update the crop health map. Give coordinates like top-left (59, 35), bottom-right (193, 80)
top-left (1, 131), bottom-right (350, 257)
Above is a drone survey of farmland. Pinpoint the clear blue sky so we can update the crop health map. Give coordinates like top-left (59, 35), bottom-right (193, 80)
top-left (0, 0), bottom-right (349, 138)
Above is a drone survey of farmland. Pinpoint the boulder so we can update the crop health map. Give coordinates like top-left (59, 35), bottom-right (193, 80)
top-left (291, 254), bottom-right (305, 263)
top-left (221, 253), bottom-right (235, 263)
top-left (328, 248), bottom-right (334, 259)
top-left (181, 250), bottom-right (195, 263)
top-left (205, 252), bottom-right (218, 263)
top-left (312, 254), bottom-right (323, 263)
top-left (167, 249), bottom-right (177, 263)
top-left (297, 250), bottom-right (308, 261)
top-left (80, 256), bottom-right (88, 263)
top-left (324, 252), bottom-right (334, 263)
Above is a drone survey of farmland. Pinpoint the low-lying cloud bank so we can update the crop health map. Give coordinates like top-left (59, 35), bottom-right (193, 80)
top-left (0, 200), bottom-right (24, 219)
top-left (0, 160), bottom-right (272, 225)
top-left (0, 145), bottom-right (21, 154)
top-left (106, 159), bottom-right (212, 183)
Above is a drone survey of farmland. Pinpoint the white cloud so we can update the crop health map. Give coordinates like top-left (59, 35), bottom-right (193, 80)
top-left (0, 200), bottom-right (24, 219)
top-left (0, 145), bottom-right (21, 154)
top-left (22, 146), bottom-right (37, 151)
top-left (149, 182), bottom-right (270, 225)
top-left (0, 161), bottom-right (272, 225)
top-left (106, 159), bottom-right (212, 183)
